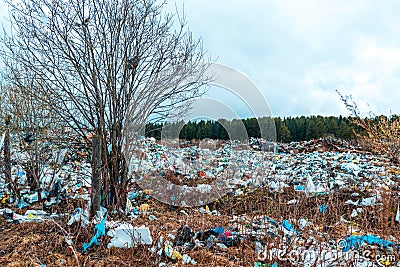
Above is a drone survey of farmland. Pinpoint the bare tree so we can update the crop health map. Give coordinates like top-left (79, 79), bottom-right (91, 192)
top-left (0, 79), bottom-right (65, 205)
top-left (1, 0), bottom-right (210, 213)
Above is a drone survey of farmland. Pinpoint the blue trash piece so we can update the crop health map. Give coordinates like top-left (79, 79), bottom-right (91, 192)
top-left (282, 220), bottom-right (295, 232)
top-left (295, 185), bottom-right (305, 191)
top-left (282, 220), bottom-right (300, 235)
top-left (128, 192), bottom-right (139, 200)
top-left (341, 235), bottom-right (394, 252)
top-left (82, 214), bottom-right (107, 252)
top-left (318, 205), bottom-right (328, 213)
top-left (212, 226), bottom-right (225, 236)
top-left (272, 262), bottom-right (278, 267)
top-left (17, 198), bottom-right (30, 209)
top-left (132, 208), bottom-right (139, 215)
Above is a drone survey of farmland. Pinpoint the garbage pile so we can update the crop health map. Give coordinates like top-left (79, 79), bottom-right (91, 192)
top-left (278, 137), bottom-right (363, 154)
top-left (0, 131), bottom-right (92, 210)
top-left (1, 136), bottom-right (400, 266)
top-left (128, 137), bottom-right (400, 199)
top-left (120, 137), bottom-right (400, 266)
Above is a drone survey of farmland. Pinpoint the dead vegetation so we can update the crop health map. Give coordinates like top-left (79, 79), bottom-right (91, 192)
top-left (1, 180), bottom-right (399, 266)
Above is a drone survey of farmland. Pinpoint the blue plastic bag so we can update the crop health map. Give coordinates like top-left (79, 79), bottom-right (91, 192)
top-left (82, 214), bottom-right (108, 252)
top-left (341, 235), bottom-right (393, 252)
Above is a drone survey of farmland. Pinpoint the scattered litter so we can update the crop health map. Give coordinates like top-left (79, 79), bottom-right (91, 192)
top-left (67, 208), bottom-right (89, 226)
top-left (318, 205), bottom-right (328, 213)
top-left (340, 235), bottom-right (395, 252)
top-left (107, 224), bottom-right (152, 248)
top-left (139, 203), bottom-right (150, 211)
top-left (2, 136), bottom-right (400, 266)
top-left (182, 253), bottom-right (197, 264)
top-left (164, 244), bottom-right (182, 260)
top-left (82, 214), bottom-right (107, 252)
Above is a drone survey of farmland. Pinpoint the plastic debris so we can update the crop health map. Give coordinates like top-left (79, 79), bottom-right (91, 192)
top-left (345, 196), bottom-right (378, 206)
top-left (0, 132), bottom-right (5, 149)
top-left (95, 207), bottom-right (107, 222)
top-left (350, 208), bottom-right (363, 218)
top-left (298, 218), bottom-right (313, 230)
top-left (139, 203), bottom-right (150, 211)
top-left (128, 191), bottom-right (140, 200)
top-left (340, 235), bottom-right (394, 252)
top-left (67, 208), bottom-right (89, 226)
top-left (17, 198), bottom-right (30, 209)
top-left (164, 244), bottom-right (182, 260)
top-left (2, 208), bottom-right (16, 222)
top-left (182, 253), bottom-right (197, 264)
top-left (318, 205), bottom-right (328, 213)
top-left (179, 210), bottom-right (189, 216)
top-left (305, 176), bottom-right (316, 196)
top-left (295, 185), bottom-right (305, 191)
top-left (2, 136), bottom-right (400, 265)
top-left (107, 224), bottom-right (152, 248)
top-left (254, 261), bottom-right (277, 267)
top-left (174, 225), bottom-right (193, 246)
top-left (82, 214), bottom-right (107, 252)
top-left (282, 220), bottom-right (299, 235)
top-left (341, 162), bottom-right (361, 176)
top-left (205, 205), bottom-right (210, 213)
top-left (216, 242), bottom-right (228, 249)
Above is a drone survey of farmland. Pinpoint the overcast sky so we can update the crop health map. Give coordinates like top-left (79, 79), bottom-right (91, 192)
top-left (165, 0), bottom-right (400, 118)
top-left (1, 1), bottom-right (400, 119)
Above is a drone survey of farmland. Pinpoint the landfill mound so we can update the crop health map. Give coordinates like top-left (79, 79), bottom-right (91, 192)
top-left (1, 137), bottom-right (400, 266)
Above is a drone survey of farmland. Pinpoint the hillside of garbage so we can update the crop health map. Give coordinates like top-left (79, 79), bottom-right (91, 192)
top-left (1, 136), bottom-right (400, 266)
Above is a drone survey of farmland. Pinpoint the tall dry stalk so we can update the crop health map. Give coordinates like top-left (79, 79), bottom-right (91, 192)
top-left (338, 90), bottom-right (400, 164)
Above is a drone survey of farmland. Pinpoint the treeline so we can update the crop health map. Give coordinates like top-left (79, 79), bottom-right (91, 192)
top-left (145, 115), bottom-right (363, 142)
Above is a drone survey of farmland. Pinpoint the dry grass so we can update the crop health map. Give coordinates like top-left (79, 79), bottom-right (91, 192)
top-left (1, 182), bottom-right (399, 267)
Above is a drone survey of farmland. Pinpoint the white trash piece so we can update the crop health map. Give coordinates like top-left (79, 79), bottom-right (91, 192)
top-left (305, 176), bottom-right (316, 196)
top-left (0, 132), bottom-right (5, 150)
top-left (108, 223), bottom-right (152, 248)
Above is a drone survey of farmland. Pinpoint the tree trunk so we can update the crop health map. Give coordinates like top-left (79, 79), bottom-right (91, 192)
top-left (108, 144), bottom-right (129, 211)
top-left (4, 116), bottom-right (11, 188)
top-left (119, 154), bottom-right (128, 210)
top-left (4, 133), bottom-right (11, 188)
top-left (90, 135), bottom-right (102, 218)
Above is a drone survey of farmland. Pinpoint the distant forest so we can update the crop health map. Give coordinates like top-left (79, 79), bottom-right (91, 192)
top-left (145, 115), bottom-right (365, 143)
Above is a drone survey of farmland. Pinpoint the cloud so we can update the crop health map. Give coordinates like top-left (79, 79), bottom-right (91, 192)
top-left (305, 35), bottom-right (400, 116)
top-left (165, 0), bottom-right (400, 117)
top-left (1, 1), bottom-right (399, 118)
